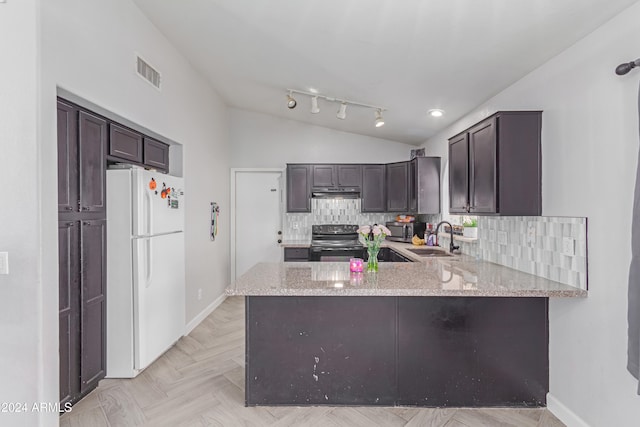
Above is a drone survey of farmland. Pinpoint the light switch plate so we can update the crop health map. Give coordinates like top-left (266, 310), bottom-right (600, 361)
top-left (562, 237), bottom-right (575, 256)
top-left (497, 231), bottom-right (508, 245)
top-left (0, 252), bottom-right (8, 275)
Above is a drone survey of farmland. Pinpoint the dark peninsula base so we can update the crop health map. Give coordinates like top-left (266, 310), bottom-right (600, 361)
top-left (245, 296), bottom-right (548, 407)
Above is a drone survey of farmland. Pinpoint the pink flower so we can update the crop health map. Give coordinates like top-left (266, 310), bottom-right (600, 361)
top-left (372, 225), bottom-right (381, 236)
top-left (358, 225), bottom-right (371, 235)
top-left (380, 225), bottom-right (392, 236)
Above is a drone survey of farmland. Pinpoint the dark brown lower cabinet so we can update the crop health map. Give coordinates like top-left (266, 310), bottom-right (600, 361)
top-left (58, 219), bottom-right (106, 405)
top-left (246, 296), bottom-right (548, 407)
top-left (79, 220), bottom-right (107, 394)
top-left (59, 221), bottom-right (80, 406)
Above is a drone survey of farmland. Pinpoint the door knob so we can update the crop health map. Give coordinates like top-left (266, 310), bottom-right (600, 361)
top-left (277, 239), bottom-right (282, 244)
top-left (277, 231), bottom-right (282, 235)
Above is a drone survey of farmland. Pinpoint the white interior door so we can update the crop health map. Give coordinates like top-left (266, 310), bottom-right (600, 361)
top-left (235, 171), bottom-right (283, 279)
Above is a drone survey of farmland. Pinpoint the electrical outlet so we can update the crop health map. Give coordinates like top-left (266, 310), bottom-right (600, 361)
top-left (0, 252), bottom-right (8, 275)
top-left (497, 231), bottom-right (508, 245)
top-left (527, 224), bottom-right (536, 246)
top-left (197, 288), bottom-right (203, 301)
top-left (562, 237), bottom-right (575, 256)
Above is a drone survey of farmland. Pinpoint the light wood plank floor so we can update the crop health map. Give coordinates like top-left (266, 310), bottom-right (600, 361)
top-left (61, 297), bottom-right (565, 427)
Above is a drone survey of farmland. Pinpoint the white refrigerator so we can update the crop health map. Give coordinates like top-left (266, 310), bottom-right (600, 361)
top-left (106, 166), bottom-right (185, 378)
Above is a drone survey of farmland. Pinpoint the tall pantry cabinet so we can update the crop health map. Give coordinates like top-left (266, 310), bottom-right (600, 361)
top-left (57, 99), bottom-right (107, 406)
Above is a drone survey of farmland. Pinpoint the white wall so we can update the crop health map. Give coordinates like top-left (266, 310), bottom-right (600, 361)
top-left (423, 3), bottom-right (640, 425)
top-left (230, 108), bottom-right (415, 167)
top-left (41, 0), bottom-right (230, 324)
top-left (0, 1), bottom-right (48, 426)
top-left (0, 1), bottom-right (232, 424)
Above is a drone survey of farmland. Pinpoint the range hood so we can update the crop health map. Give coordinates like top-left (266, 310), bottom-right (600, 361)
top-left (311, 187), bottom-right (360, 199)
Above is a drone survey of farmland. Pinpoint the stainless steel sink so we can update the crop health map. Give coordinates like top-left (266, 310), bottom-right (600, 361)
top-left (406, 248), bottom-right (453, 257)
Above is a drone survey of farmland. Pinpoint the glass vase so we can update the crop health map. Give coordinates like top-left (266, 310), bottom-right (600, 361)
top-left (367, 245), bottom-right (380, 272)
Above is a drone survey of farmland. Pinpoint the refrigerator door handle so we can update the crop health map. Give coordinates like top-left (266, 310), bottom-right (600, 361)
top-left (145, 238), bottom-right (153, 288)
top-left (145, 189), bottom-right (153, 236)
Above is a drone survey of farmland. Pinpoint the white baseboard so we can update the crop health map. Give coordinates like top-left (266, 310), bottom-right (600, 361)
top-left (547, 393), bottom-right (590, 427)
top-left (184, 293), bottom-right (227, 335)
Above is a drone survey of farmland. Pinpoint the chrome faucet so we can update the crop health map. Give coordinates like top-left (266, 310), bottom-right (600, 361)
top-left (434, 221), bottom-right (460, 253)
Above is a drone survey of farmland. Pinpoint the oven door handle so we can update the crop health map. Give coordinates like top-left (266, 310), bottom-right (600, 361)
top-left (311, 247), bottom-right (363, 252)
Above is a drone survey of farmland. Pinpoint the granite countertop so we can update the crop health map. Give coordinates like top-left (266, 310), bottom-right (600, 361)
top-left (227, 242), bottom-right (587, 297)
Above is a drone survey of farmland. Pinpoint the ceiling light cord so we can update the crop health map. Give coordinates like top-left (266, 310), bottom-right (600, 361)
top-left (286, 88), bottom-right (386, 127)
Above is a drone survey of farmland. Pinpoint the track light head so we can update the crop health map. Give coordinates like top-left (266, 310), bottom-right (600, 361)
top-left (337, 102), bottom-right (347, 120)
top-left (374, 109), bottom-right (385, 128)
top-left (287, 91), bottom-right (297, 109)
top-left (616, 59), bottom-right (640, 75)
top-left (311, 96), bottom-right (320, 114)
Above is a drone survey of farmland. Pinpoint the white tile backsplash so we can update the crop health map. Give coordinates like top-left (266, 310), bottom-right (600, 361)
top-left (284, 199), bottom-right (395, 240)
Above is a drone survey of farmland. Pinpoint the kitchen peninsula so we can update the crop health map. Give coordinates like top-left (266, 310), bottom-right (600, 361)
top-left (226, 251), bottom-right (585, 408)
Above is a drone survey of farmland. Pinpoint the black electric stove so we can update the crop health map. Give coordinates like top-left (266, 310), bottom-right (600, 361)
top-left (309, 224), bottom-right (365, 261)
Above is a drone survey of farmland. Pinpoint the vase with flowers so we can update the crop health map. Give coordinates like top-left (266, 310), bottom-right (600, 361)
top-left (357, 224), bottom-right (392, 272)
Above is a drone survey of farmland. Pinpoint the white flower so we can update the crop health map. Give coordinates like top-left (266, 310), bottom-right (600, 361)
top-left (380, 225), bottom-right (392, 236)
top-left (372, 225), bottom-right (381, 236)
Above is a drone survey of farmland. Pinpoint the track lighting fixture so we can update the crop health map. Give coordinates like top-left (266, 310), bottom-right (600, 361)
top-left (374, 109), bottom-right (385, 127)
top-left (286, 91), bottom-right (297, 109)
top-left (311, 96), bottom-right (320, 114)
top-left (616, 58), bottom-right (640, 75)
top-left (286, 88), bottom-right (386, 128)
top-left (337, 103), bottom-right (347, 120)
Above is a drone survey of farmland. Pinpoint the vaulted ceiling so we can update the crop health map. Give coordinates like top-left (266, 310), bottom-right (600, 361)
top-left (133, 0), bottom-right (638, 145)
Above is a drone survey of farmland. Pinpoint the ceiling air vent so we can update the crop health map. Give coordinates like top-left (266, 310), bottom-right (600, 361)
top-left (136, 56), bottom-right (161, 90)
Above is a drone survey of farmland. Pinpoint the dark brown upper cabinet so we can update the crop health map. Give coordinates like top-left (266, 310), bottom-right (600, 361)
top-left (287, 164), bottom-right (311, 212)
top-left (448, 132), bottom-right (469, 214)
top-left (311, 164), bottom-right (362, 189)
top-left (58, 101), bottom-right (78, 214)
top-left (361, 164), bottom-right (386, 212)
top-left (109, 123), bottom-right (143, 163)
top-left (311, 164), bottom-right (335, 187)
top-left (448, 111), bottom-right (542, 216)
top-left (386, 162), bottom-right (409, 212)
top-left (143, 137), bottom-right (170, 172)
top-left (336, 164), bottom-right (362, 187)
top-left (408, 157), bottom-right (441, 214)
top-left (58, 100), bottom-right (107, 216)
top-left (78, 112), bottom-right (107, 215)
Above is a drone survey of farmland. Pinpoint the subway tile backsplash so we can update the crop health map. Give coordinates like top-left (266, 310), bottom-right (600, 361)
top-left (285, 202), bottom-right (588, 290)
top-left (440, 216), bottom-right (588, 290)
top-left (478, 216), bottom-right (587, 289)
top-left (284, 199), bottom-right (395, 240)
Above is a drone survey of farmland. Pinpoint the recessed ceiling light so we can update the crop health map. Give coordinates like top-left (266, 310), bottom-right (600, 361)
top-left (428, 109), bottom-right (444, 117)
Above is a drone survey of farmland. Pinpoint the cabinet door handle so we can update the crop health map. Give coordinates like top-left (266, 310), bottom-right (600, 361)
top-left (67, 222), bottom-right (74, 227)
top-left (83, 221), bottom-right (91, 226)
top-left (65, 206), bottom-right (73, 211)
